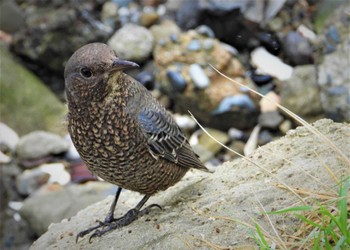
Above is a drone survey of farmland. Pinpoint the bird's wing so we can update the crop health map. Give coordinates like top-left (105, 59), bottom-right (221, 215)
top-left (138, 109), bottom-right (207, 170)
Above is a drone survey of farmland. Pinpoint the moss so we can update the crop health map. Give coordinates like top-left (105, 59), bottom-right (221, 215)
top-left (0, 44), bottom-right (67, 135)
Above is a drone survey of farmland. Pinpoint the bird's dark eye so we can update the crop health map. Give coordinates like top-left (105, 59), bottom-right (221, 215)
top-left (80, 67), bottom-right (92, 78)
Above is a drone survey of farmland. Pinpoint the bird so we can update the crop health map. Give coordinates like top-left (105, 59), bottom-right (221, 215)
top-left (64, 43), bottom-right (208, 242)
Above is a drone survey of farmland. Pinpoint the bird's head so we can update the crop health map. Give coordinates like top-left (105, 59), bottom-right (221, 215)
top-left (64, 43), bottom-right (139, 105)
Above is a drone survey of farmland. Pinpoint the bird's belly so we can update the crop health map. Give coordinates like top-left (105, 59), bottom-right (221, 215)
top-left (72, 131), bottom-right (188, 195)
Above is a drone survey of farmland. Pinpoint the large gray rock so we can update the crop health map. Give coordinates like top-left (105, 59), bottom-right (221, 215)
top-left (108, 24), bottom-right (154, 63)
top-left (30, 119), bottom-right (349, 249)
top-left (280, 65), bottom-right (323, 117)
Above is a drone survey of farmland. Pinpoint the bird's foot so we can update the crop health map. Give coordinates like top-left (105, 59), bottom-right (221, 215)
top-left (76, 204), bottom-right (161, 243)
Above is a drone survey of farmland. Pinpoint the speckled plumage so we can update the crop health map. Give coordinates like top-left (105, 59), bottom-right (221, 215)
top-left (65, 43), bottom-right (207, 195)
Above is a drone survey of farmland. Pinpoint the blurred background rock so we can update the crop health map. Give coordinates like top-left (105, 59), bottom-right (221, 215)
top-left (0, 0), bottom-right (349, 248)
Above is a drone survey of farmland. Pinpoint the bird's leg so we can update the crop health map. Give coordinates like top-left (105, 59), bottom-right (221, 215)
top-left (76, 186), bottom-right (122, 242)
top-left (88, 194), bottom-right (162, 243)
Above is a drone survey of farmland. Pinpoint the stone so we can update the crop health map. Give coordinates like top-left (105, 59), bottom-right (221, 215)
top-left (16, 169), bottom-right (50, 196)
top-left (16, 131), bottom-right (69, 160)
top-left (0, 123), bottom-right (19, 152)
top-left (281, 65), bottom-right (323, 117)
top-left (149, 20), bottom-right (181, 43)
top-left (318, 37), bottom-right (350, 122)
top-left (0, 0), bottom-right (25, 33)
top-left (259, 91), bottom-right (281, 112)
top-left (30, 119), bottom-right (350, 249)
top-left (258, 111), bottom-right (284, 129)
top-left (196, 128), bottom-right (230, 157)
top-left (188, 64), bottom-right (210, 89)
top-left (283, 31), bottom-right (313, 65)
top-left (213, 94), bottom-right (255, 114)
top-left (19, 182), bottom-right (116, 236)
top-left (0, 45), bottom-right (66, 135)
top-left (107, 24), bottom-right (154, 63)
top-left (251, 47), bottom-right (293, 81)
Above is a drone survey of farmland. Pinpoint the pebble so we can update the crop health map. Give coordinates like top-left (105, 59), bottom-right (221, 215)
top-left (297, 24), bottom-right (317, 42)
top-left (228, 128), bottom-right (245, 141)
top-left (251, 47), bottom-right (293, 81)
top-left (258, 111), bottom-right (284, 129)
top-left (279, 119), bottom-right (293, 134)
top-left (187, 39), bottom-right (201, 51)
top-left (213, 95), bottom-right (255, 114)
top-left (259, 91), bottom-right (281, 112)
top-left (173, 114), bottom-right (197, 130)
top-left (166, 70), bottom-right (187, 92)
top-left (250, 71), bottom-right (273, 86)
top-left (202, 38), bottom-right (214, 50)
top-left (196, 25), bottom-right (215, 38)
top-left (169, 33), bottom-right (179, 43)
top-left (136, 71), bottom-right (155, 90)
top-left (189, 64), bottom-right (210, 89)
top-left (284, 31), bottom-right (313, 65)
top-left (258, 32), bottom-right (281, 54)
top-left (326, 26), bottom-right (341, 43)
top-left (244, 125), bottom-right (261, 156)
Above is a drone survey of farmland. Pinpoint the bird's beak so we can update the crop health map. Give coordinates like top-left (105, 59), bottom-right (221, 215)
top-left (112, 58), bottom-right (139, 71)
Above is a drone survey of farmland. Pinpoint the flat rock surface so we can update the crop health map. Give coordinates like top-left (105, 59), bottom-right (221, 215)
top-left (30, 119), bottom-right (350, 249)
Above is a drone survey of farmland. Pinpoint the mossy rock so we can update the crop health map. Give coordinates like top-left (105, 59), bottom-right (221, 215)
top-left (0, 44), bottom-right (66, 135)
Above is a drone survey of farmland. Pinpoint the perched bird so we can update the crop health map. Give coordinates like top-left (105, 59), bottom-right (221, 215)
top-left (64, 43), bottom-right (208, 242)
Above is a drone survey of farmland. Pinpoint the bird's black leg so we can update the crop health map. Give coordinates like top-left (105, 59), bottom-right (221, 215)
top-left (76, 186), bottom-right (122, 242)
top-left (88, 194), bottom-right (162, 243)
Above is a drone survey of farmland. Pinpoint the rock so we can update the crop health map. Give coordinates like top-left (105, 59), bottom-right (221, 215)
top-left (108, 24), bottom-right (154, 63)
top-left (279, 119), bottom-right (293, 134)
top-left (251, 47), bottom-right (293, 81)
top-left (0, 0), bottom-right (25, 33)
top-left (16, 131), bottom-right (69, 161)
top-left (173, 114), bottom-right (197, 130)
top-left (135, 71), bottom-right (155, 90)
top-left (0, 45), bottom-right (66, 135)
top-left (258, 111), bottom-right (284, 129)
top-left (243, 0), bottom-right (286, 24)
top-left (140, 11), bottom-right (159, 27)
top-left (149, 20), bottom-right (181, 43)
top-left (188, 64), bottom-right (210, 89)
top-left (190, 128), bottom-right (230, 163)
top-left (19, 182), bottom-right (116, 236)
top-left (16, 169), bottom-right (50, 196)
top-left (213, 94), bottom-right (255, 115)
top-left (0, 123), bottom-right (19, 152)
top-left (283, 31), bottom-right (313, 65)
top-left (259, 91), bottom-right (281, 112)
top-left (281, 65), bottom-right (323, 117)
top-left (30, 119), bottom-right (350, 249)
top-left (318, 37), bottom-right (350, 122)
top-left (244, 124), bottom-right (260, 156)
top-left (166, 70), bottom-right (187, 92)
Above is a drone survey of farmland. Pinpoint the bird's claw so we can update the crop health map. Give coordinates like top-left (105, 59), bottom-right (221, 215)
top-left (76, 204), bottom-right (162, 243)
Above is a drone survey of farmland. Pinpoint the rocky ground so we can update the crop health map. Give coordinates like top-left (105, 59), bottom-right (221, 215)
top-left (30, 119), bottom-right (350, 249)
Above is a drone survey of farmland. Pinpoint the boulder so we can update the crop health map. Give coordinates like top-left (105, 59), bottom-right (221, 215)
top-left (30, 119), bottom-right (349, 249)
